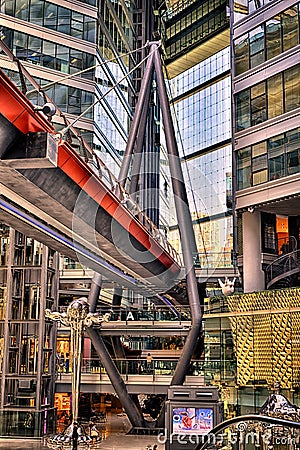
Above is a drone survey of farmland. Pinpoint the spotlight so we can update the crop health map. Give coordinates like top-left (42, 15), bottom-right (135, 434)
top-left (34, 102), bottom-right (56, 117)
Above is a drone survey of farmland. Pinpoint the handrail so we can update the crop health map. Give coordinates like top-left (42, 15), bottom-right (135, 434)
top-left (266, 249), bottom-right (300, 289)
top-left (194, 414), bottom-right (300, 450)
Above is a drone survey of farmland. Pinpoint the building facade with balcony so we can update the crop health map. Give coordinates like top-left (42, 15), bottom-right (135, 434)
top-left (232, 0), bottom-right (300, 292)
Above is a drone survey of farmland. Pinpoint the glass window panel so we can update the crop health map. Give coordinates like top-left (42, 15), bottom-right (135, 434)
top-left (15, 0), bottom-right (29, 20)
top-left (71, 12), bottom-right (84, 39)
top-left (253, 170), bottom-right (267, 185)
top-left (57, 6), bottom-right (71, 34)
top-left (268, 134), bottom-right (285, 155)
top-left (29, 0), bottom-right (43, 26)
top-left (44, 2), bottom-right (57, 30)
top-left (5, 0), bottom-right (14, 15)
top-left (68, 87), bottom-right (81, 115)
top-left (269, 155), bottom-right (284, 180)
top-left (249, 25), bottom-right (265, 68)
top-left (282, 7), bottom-right (299, 52)
top-left (266, 17), bottom-right (281, 60)
top-left (235, 90), bottom-right (250, 131)
top-left (253, 154), bottom-right (267, 172)
top-left (84, 17), bottom-right (96, 43)
top-left (27, 36), bottom-right (42, 64)
top-left (252, 141), bottom-right (267, 157)
top-left (267, 73), bottom-right (283, 119)
top-left (55, 85), bottom-right (68, 111)
top-left (56, 45), bottom-right (69, 73)
top-left (287, 150), bottom-right (300, 175)
top-left (42, 41), bottom-right (55, 70)
top-left (286, 127), bottom-right (300, 153)
top-left (234, 34), bottom-right (249, 75)
top-left (284, 65), bottom-right (300, 112)
top-left (237, 147), bottom-right (251, 189)
top-left (14, 31), bottom-right (27, 60)
top-left (251, 82), bottom-right (266, 125)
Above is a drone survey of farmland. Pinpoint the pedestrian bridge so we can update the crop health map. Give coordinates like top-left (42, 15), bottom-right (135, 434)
top-left (0, 65), bottom-right (183, 297)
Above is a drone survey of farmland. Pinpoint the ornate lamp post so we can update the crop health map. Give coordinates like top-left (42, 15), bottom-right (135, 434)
top-left (45, 297), bottom-right (110, 449)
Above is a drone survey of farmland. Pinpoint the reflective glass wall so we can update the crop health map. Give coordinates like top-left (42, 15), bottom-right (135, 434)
top-left (168, 48), bottom-right (233, 269)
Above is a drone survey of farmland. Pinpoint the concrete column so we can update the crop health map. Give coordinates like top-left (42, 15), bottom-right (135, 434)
top-left (242, 210), bottom-right (265, 292)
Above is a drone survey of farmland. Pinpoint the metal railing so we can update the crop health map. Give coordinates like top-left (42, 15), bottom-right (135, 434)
top-left (266, 249), bottom-right (300, 289)
top-left (57, 357), bottom-right (236, 383)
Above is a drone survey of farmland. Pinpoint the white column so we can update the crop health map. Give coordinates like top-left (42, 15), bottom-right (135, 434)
top-left (242, 210), bottom-right (265, 292)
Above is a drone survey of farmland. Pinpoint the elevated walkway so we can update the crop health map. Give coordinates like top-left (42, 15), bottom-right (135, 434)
top-left (56, 373), bottom-right (204, 395)
top-left (0, 67), bottom-right (183, 296)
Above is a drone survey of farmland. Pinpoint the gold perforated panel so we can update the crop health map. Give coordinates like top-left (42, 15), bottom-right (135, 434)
top-left (227, 288), bottom-right (300, 389)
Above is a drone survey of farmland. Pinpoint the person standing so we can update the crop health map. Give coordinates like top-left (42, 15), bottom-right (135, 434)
top-left (65, 353), bottom-right (70, 373)
top-left (146, 352), bottom-right (153, 372)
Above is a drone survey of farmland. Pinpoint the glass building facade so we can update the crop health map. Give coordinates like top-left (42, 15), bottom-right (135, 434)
top-left (232, 0), bottom-right (300, 292)
top-left (168, 48), bottom-right (233, 270)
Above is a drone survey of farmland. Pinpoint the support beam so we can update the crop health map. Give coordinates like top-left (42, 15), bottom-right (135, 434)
top-left (153, 43), bottom-right (203, 386)
top-left (117, 49), bottom-right (155, 189)
top-left (128, 81), bottom-right (152, 197)
top-left (87, 273), bottom-right (145, 429)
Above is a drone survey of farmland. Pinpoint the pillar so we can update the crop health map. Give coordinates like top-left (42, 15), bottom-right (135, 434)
top-left (242, 210), bottom-right (265, 292)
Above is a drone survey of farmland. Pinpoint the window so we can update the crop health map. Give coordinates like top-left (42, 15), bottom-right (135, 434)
top-left (251, 82), bottom-right (266, 126)
top-left (266, 17), bottom-right (281, 60)
top-left (236, 90), bottom-right (250, 131)
top-left (237, 147), bottom-right (251, 189)
top-left (284, 65), bottom-right (300, 112)
top-left (252, 153), bottom-right (267, 185)
top-left (267, 73), bottom-right (283, 119)
top-left (282, 6), bottom-right (299, 52)
top-left (44, 2), bottom-right (57, 29)
top-left (249, 26), bottom-right (264, 69)
top-left (234, 34), bottom-right (249, 75)
top-left (268, 134), bottom-right (285, 180)
top-left (30, 0), bottom-right (43, 26)
top-left (286, 128), bottom-right (300, 175)
top-left (237, 126), bottom-right (300, 190)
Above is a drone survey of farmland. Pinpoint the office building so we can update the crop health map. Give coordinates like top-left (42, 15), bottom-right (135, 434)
top-left (230, 0), bottom-right (300, 411)
top-left (232, 0), bottom-right (300, 291)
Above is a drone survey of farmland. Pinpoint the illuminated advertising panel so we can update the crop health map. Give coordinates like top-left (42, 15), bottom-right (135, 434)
top-left (172, 407), bottom-right (214, 435)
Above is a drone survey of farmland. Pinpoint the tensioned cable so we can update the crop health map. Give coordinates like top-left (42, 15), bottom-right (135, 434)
top-left (59, 42), bottom-right (162, 137)
top-left (25, 44), bottom-right (148, 96)
top-left (163, 60), bottom-right (209, 270)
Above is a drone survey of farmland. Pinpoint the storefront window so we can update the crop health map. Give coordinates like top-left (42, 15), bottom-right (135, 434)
top-left (262, 213), bottom-right (277, 253)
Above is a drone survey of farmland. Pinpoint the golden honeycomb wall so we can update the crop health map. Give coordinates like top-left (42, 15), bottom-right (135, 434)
top-left (227, 288), bottom-right (300, 389)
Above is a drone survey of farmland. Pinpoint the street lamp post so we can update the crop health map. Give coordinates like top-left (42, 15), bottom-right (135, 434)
top-left (45, 297), bottom-right (110, 449)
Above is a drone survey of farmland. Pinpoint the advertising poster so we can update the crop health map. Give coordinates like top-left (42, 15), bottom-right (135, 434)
top-left (172, 407), bottom-right (213, 435)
